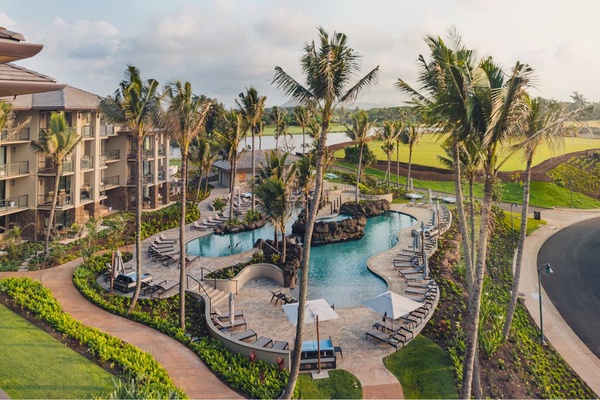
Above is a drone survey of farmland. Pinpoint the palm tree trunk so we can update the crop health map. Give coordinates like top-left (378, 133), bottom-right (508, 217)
top-left (129, 137), bottom-right (143, 313)
top-left (281, 222), bottom-right (287, 267)
top-left (406, 146), bottom-right (413, 190)
top-left (282, 121), bottom-right (328, 399)
top-left (453, 140), bottom-right (473, 290)
top-left (503, 158), bottom-right (532, 338)
top-left (229, 157), bottom-right (237, 222)
top-left (387, 151), bottom-right (391, 191)
top-left (251, 130), bottom-right (256, 211)
top-left (195, 165), bottom-right (204, 204)
top-left (396, 140), bottom-right (400, 187)
top-left (469, 178), bottom-right (476, 268)
top-left (204, 169), bottom-right (210, 197)
top-left (460, 171), bottom-right (494, 399)
top-left (45, 166), bottom-right (62, 256)
top-left (302, 127), bottom-right (306, 155)
top-left (355, 145), bottom-right (363, 202)
top-left (179, 151), bottom-right (188, 329)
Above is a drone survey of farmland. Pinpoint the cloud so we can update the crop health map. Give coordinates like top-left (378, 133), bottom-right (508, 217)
top-left (0, 13), bottom-right (16, 27)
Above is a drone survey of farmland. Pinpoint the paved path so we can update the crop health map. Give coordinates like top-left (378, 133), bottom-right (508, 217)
top-left (0, 261), bottom-right (242, 399)
top-left (519, 207), bottom-right (600, 396)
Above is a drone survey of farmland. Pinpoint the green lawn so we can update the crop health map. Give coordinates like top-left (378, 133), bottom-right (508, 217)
top-left (505, 212), bottom-right (547, 236)
top-left (334, 162), bottom-right (600, 209)
top-left (334, 135), bottom-right (600, 172)
top-left (383, 335), bottom-right (458, 399)
top-left (262, 123), bottom-right (346, 136)
top-left (0, 304), bottom-right (114, 399)
top-left (296, 369), bottom-right (362, 399)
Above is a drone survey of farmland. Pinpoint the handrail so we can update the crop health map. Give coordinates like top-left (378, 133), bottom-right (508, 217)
top-left (201, 266), bottom-right (239, 293)
top-left (187, 274), bottom-right (212, 299)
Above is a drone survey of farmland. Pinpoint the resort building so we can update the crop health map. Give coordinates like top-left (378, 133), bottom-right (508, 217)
top-left (0, 64), bottom-right (171, 238)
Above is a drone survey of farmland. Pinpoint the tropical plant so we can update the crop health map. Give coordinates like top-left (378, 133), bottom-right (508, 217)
top-left (270, 106), bottom-right (287, 151)
top-left (378, 120), bottom-right (400, 190)
top-left (294, 105), bottom-right (313, 155)
top-left (98, 65), bottom-right (160, 312)
top-left (236, 86), bottom-right (267, 211)
top-left (215, 110), bottom-right (246, 221)
top-left (189, 139), bottom-right (217, 203)
top-left (31, 112), bottom-right (82, 256)
top-left (295, 155), bottom-right (315, 216)
top-left (162, 80), bottom-right (211, 329)
top-left (400, 121), bottom-right (424, 190)
top-left (345, 110), bottom-right (375, 202)
top-left (0, 101), bottom-right (31, 143)
top-left (273, 27), bottom-right (379, 398)
top-left (503, 97), bottom-right (574, 338)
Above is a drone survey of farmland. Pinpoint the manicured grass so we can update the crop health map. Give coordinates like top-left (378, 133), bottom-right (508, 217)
top-left (334, 162), bottom-right (600, 209)
top-left (262, 123), bottom-right (346, 136)
top-left (296, 369), bottom-right (362, 399)
top-left (505, 213), bottom-right (547, 236)
top-left (383, 335), bottom-right (458, 399)
top-left (334, 135), bottom-right (600, 172)
top-left (0, 304), bottom-right (114, 399)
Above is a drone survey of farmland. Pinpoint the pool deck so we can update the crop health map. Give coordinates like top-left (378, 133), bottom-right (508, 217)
top-left (111, 184), bottom-right (442, 398)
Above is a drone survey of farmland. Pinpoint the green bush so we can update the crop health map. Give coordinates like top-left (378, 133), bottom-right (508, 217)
top-left (0, 277), bottom-right (184, 398)
top-left (212, 197), bottom-right (225, 211)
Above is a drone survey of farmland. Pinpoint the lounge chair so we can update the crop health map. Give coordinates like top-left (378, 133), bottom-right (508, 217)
top-left (212, 307), bottom-right (244, 319)
top-left (366, 328), bottom-right (403, 349)
top-left (150, 280), bottom-right (179, 298)
top-left (158, 233), bottom-right (178, 243)
top-left (253, 336), bottom-right (273, 348)
top-left (142, 279), bottom-right (167, 295)
top-left (231, 329), bottom-right (257, 342)
top-left (270, 289), bottom-right (287, 305)
top-left (213, 315), bottom-right (247, 330)
top-left (272, 341), bottom-right (289, 350)
top-left (190, 221), bottom-right (205, 230)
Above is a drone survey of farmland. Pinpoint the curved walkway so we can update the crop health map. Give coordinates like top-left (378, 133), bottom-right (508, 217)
top-left (518, 207), bottom-right (600, 396)
top-left (0, 260), bottom-right (242, 399)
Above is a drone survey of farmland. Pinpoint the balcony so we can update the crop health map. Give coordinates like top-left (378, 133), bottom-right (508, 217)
top-left (127, 174), bottom-right (137, 185)
top-left (102, 175), bottom-right (120, 189)
top-left (80, 155), bottom-right (94, 170)
top-left (102, 149), bottom-right (120, 162)
top-left (80, 185), bottom-right (93, 202)
top-left (37, 192), bottom-right (73, 208)
top-left (38, 159), bottom-right (74, 174)
top-left (157, 145), bottom-right (165, 156)
top-left (82, 125), bottom-right (94, 137)
top-left (157, 170), bottom-right (165, 181)
top-left (144, 174), bottom-right (154, 184)
top-left (127, 150), bottom-right (136, 160)
top-left (0, 161), bottom-right (29, 179)
top-left (143, 148), bottom-right (154, 158)
top-left (0, 195), bottom-right (28, 215)
top-left (100, 124), bottom-right (115, 136)
top-left (1, 127), bottom-right (30, 141)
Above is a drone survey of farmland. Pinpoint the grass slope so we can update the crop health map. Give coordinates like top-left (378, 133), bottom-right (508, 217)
top-left (334, 135), bottom-right (600, 172)
top-left (0, 304), bottom-right (114, 399)
top-left (296, 369), bottom-right (362, 399)
top-left (383, 335), bottom-right (458, 399)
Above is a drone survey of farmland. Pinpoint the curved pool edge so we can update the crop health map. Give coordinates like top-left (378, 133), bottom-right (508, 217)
top-left (365, 205), bottom-right (425, 293)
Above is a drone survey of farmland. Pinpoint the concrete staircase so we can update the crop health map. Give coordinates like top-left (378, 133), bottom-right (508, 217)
top-left (195, 281), bottom-right (229, 307)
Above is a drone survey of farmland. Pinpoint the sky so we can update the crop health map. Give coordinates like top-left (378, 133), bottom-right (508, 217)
top-left (2, 0), bottom-right (599, 108)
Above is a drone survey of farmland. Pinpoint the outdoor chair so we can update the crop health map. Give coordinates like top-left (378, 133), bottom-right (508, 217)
top-left (253, 336), bottom-right (273, 348)
top-left (158, 233), bottom-right (178, 243)
top-left (212, 307), bottom-right (244, 319)
top-left (272, 341), bottom-right (289, 350)
top-left (269, 289), bottom-right (287, 305)
top-left (365, 328), bottom-right (403, 349)
top-left (213, 315), bottom-right (247, 330)
top-left (150, 280), bottom-right (179, 298)
top-left (142, 279), bottom-right (167, 296)
top-left (231, 329), bottom-right (257, 342)
top-left (190, 221), bottom-right (205, 230)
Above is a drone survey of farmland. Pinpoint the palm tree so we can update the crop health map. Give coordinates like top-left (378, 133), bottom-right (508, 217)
top-left (31, 112), bottom-right (82, 256)
top-left (345, 110), bottom-right (374, 202)
top-left (256, 149), bottom-right (290, 184)
top-left (294, 105), bottom-right (313, 155)
top-left (0, 101), bottom-right (31, 143)
top-left (400, 121), bottom-right (424, 190)
top-left (236, 87), bottom-right (267, 211)
top-left (98, 65), bottom-right (160, 313)
top-left (273, 27), bottom-right (379, 398)
top-left (255, 161), bottom-right (296, 264)
top-left (378, 120), bottom-right (400, 190)
top-left (270, 106), bottom-right (287, 151)
top-left (189, 139), bottom-right (216, 203)
top-left (503, 97), bottom-right (574, 339)
top-left (162, 80), bottom-right (211, 329)
top-left (215, 110), bottom-right (246, 221)
top-left (295, 155), bottom-right (315, 217)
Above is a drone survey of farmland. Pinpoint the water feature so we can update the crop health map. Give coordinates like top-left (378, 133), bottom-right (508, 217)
top-left (186, 211), bottom-right (416, 307)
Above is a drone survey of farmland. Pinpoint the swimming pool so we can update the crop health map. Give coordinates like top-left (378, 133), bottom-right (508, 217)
top-left (186, 211), bottom-right (416, 307)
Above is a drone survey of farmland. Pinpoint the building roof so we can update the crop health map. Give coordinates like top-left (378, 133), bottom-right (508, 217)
top-left (0, 27), bottom-right (43, 64)
top-left (7, 83), bottom-right (100, 111)
top-left (0, 63), bottom-right (65, 97)
top-left (213, 149), bottom-right (300, 172)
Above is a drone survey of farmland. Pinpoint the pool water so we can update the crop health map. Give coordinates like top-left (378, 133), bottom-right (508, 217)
top-left (186, 211), bottom-right (416, 307)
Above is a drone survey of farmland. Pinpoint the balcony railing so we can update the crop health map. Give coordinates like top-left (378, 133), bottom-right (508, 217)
top-left (100, 124), bottom-right (115, 136)
top-left (143, 148), bottom-right (154, 158)
top-left (102, 149), bottom-right (120, 161)
top-left (1, 127), bottom-right (30, 141)
top-left (0, 195), bottom-right (28, 214)
top-left (127, 174), bottom-right (137, 185)
top-left (80, 186), bottom-right (93, 201)
top-left (102, 175), bottom-right (120, 188)
top-left (37, 192), bottom-right (73, 207)
top-left (38, 159), bottom-right (74, 174)
top-left (0, 161), bottom-right (29, 178)
top-left (157, 145), bottom-right (165, 156)
top-left (127, 150), bottom-right (136, 159)
top-left (144, 174), bottom-right (154, 184)
top-left (82, 125), bottom-right (94, 137)
top-left (80, 155), bottom-right (94, 170)
top-left (157, 170), bottom-right (165, 181)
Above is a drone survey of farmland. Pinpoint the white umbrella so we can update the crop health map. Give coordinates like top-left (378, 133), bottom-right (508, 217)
top-left (364, 291), bottom-right (424, 331)
top-left (428, 188), bottom-right (433, 204)
top-left (114, 250), bottom-right (124, 277)
top-left (412, 229), bottom-right (420, 250)
top-left (282, 299), bottom-right (339, 373)
top-left (228, 292), bottom-right (235, 327)
top-left (422, 252), bottom-right (429, 280)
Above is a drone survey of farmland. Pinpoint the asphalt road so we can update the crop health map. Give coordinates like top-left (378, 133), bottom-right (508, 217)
top-left (538, 217), bottom-right (600, 358)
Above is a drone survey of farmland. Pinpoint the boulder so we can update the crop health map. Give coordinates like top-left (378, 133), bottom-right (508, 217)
top-left (254, 238), bottom-right (302, 289)
top-left (339, 199), bottom-right (390, 217)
